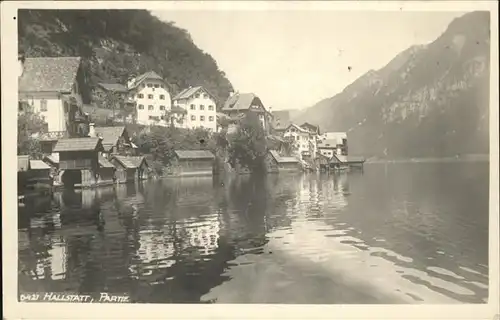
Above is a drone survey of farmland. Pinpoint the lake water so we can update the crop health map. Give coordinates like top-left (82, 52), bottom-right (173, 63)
top-left (18, 162), bottom-right (490, 304)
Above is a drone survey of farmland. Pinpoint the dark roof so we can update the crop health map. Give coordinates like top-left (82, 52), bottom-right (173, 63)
top-left (18, 155), bottom-right (30, 172)
top-left (43, 155), bottom-right (59, 165)
top-left (94, 126), bottom-right (126, 150)
top-left (284, 123), bottom-right (309, 133)
top-left (111, 155), bottom-right (147, 169)
top-left (30, 160), bottom-right (51, 170)
top-left (97, 83), bottom-right (128, 93)
top-left (19, 57), bottom-right (81, 93)
top-left (300, 122), bottom-right (320, 133)
top-left (98, 155), bottom-right (115, 168)
top-left (174, 150), bottom-right (215, 160)
top-left (128, 71), bottom-right (164, 90)
top-left (171, 106), bottom-right (188, 114)
top-left (53, 137), bottom-right (103, 152)
top-left (222, 93), bottom-right (266, 112)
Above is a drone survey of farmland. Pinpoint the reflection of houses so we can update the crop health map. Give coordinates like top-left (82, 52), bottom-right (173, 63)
top-left (182, 216), bottom-right (221, 256)
top-left (91, 125), bottom-right (137, 157)
top-left (53, 137), bottom-right (105, 188)
top-left (172, 86), bottom-right (218, 131)
top-left (109, 155), bottom-right (149, 183)
top-left (169, 150), bottom-right (215, 177)
top-left (221, 92), bottom-right (272, 133)
top-left (266, 150), bottom-right (301, 173)
top-left (18, 56), bottom-right (90, 136)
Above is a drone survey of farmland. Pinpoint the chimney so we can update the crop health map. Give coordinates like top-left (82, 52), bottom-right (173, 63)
top-left (18, 53), bottom-right (25, 78)
top-left (88, 123), bottom-right (96, 137)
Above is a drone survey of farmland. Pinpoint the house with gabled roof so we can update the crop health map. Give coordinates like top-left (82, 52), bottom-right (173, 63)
top-left (221, 92), bottom-right (273, 133)
top-left (91, 124), bottom-right (137, 157)
top-left (18, 55), bottom-right (90, 135)
top-left (125, 71), bottom-right (172, 126)
top-left (266, 150), bottom-right (301, 173)
top-left (282, 124), bottom-right (317, 160)
top-left (109, 155), bottom-right (149, 183)
top-left (172, 86), bottom-right (218, 131)
top-left (169, 150), bottom-right (215, 177)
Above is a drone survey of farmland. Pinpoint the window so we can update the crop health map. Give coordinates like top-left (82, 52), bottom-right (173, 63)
top-left (40, 99), bottom-right (48, 112)
top-left (209, 116), bottom-right (214, 121)
top-left (149, 115), bottom-right (160, 121)
top-left (195, 93), bottom-right (200, 98)
top-left (200, 105), bottom-right (205, 110)
top-left (160, 105), bottom-right (165, 110)
top-left (190, 104), bottom-right (195, 110)
top-left (142, 84), bottom-right (146, 88)
top-left (160, 116), bottom-right (165, 120)
top-left (200, 116), bottom-right (205, 121)
top-left (208, 105), bottom-right (214, 111)
top-left (191, 115), bottom-right (196, 121)
top-left (148, 105), bottom-right (154, 110)
top-left (203, 93), bottom-right (208, 99)
top-left (147, 83), bottom-right (153, 88)
top-left (148, 94), bottom-right (153, 99)
top-left (160, 84), bottom-right (164, 88)
top-left (154, 84), bottom-right (159, 88)
top-left (138, 94), bottom-right (144, 98)
top-left (138, 104), bottom-right (144, 109)
top-left (160, 95), bottom-right (165, 100)
top-left (297, 136), bottom-right (300, 141)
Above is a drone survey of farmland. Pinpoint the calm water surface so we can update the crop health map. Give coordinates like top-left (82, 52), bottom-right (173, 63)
top-left (18, 162), bottom-right (489, 304)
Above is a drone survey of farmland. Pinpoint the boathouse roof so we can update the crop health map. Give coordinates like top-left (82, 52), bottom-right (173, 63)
top-left (29, 160), bottom-right (51, 170)
top-left (43, 155), bottom-right (59, 166)
top-left (97, 82), bottom-right (128, 93)
top-left (111, 155), bottom-right (148, 169)
top-left (98, 155), bottom-right (115, 168)
top-left (53, 137), bottom-right (103, 152)
top-left (174, 150), bottom-right (215, 160)
top-left (94, 126), bottom-right (127, 151)
top-left (18, 155), bottom-right (30, 172)
top-left (268, 150), bottom-right (299, 164)
top-left (19, 57), bottom-right (82, 93)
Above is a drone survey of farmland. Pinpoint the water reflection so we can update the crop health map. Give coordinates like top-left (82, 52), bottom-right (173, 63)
top-left (18, 163), bottom-right (489, 303)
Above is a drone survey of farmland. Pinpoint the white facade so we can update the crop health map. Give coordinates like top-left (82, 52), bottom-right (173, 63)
top-left (173, 89), bottom-right (217, 131)
top-left (283, 124), bottom-right (318, 160)
top-left (130, 79), bottom-right (172, 126)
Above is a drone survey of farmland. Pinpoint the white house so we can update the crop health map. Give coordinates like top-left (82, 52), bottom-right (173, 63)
top-left (317, 132), bottom-right (348, 157)
top-left (282, 124), bottom-right (316, 160)
top-left (172, 86), bottom-right (218, 131)
top-left (18, 56), bottom-right (87, 134)
top-left (126, 71), bottom-right (172, 126)
top-left (221, 92), bottom-right (273, 133)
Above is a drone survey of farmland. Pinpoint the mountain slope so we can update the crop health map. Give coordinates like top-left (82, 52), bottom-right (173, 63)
top-left (296, 11), bottom-right (490, 158)
top-left (18, 10), bottom-right (234, 105)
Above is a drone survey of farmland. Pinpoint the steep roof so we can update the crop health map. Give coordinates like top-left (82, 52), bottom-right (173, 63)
top-left (111, 155), bottom-right (147, 169)
top-left (97, 83), bottom-right (128, 93)
top-left (222, 93), bottom-right (266, 112)
top-left (284, 123), bottom-right (309, 134)
top-left (128, 71), bottom-right (164, 90)
top-left (53, 137), bottom-right (103, 152)
top-left (174, 150), bottom-right (215, 160)
top-left (300, 122), bottom-right (320, 133)
top-left (94, 126), bottom-right (126, 151)
top-left (18, 155), bottom-right (30, 172)
top-left (98, 155), bottom-right (115, 168)
top-left (43, 155), bottom-right (59, 165)
top-left (19, 57), bottom-right (81, 93)
top-left (172, 86), bottom-right (217, 102)
top-left (29, 160), bottom-right (51, 170)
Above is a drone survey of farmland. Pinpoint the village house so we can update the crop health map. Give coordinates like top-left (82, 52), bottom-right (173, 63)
top-left (317, 132), bottom-right (348, 157)
top-left (300, 122), bottom-right (320, 135)
top-left (52, 137), bottom-right (105, 188)
top-left (271, 110), bottom-right (292, 132)
top-left (282, 124), bottom-right (317, 160)
top-left (169, 150), bottom-right (215, 177)
top-left (172, 86), bottom-right (218, 131)
top-left (18, 55), bottom-right (90, 136)
top-left (266, 150), bottom-right (301, 173)
top-left (97, 155), bottom-right (116, 186)
top-left (126, 71), bottom-right (172, 126)
top-left (109, 155), bottom-right (149, 183)
top-left (93, 82), bottom-right (137, 123)
top-left (221, 92), bottom-right (273, 133)
top-left (91, 124), bottom-right (137, 157)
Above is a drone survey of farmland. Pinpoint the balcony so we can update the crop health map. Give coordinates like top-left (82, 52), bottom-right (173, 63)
top-left (39, 131), bottom-right (68, 141)
top-left (59, 159), bottom-right (93, 170)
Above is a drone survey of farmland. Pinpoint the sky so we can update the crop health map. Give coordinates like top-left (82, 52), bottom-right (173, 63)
top-left (152, 10), bottom-right (466, 111)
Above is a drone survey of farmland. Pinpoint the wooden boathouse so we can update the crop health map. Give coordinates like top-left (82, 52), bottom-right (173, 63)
top-left (329, 154), bottom-right (365, 171)
top-left (52, 137), bottom-right (105, 188)
top-left (97, 155), bottom-right (116, 186)
top-left (28, 160), bottom-right (52, 187)
top-left (266, 150), bottom-right (301, 173)
top-left (170, 150), bottom-right (215, 177)
top-left (109, 155), bottom-right (149, 183)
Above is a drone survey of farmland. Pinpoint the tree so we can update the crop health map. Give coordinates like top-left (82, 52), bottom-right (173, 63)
top-left (164, 108), bottom-right (186, 128)
top-left (227, 112), bottom-right (268, 174)
top-left (18, 106), bottom-right (47, 159)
